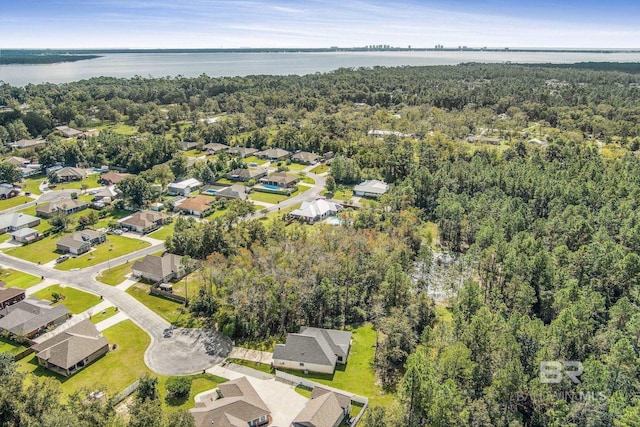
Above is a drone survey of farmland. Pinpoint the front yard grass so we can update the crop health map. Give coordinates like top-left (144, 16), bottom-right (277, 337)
top-left (54, 235), bottom-right (150, 271)
top-left (4, 231), bottom-right (70, 264)
top-left (321, 188), bottom-right (353, 202)
top-left (248, 191), bottom-right (289, 204)
top-left (126, 283), bottom-right (198, 327)
top-left (226, 359), bottom-right (273, 375)
top-left (310, 163), bottom-right (329, 174)
top-left (20, 175), bottom-right (45, 195)
top-left (89, 306), bottom-right (119, 324)
top-left (0, 196), bottom-right (33, 211)
top-left (31, 285), bottom-right (101, 314)
top-left (0, 335), bottom-right (28, 357)
top-left (148, 221), bottom-right (175, 241)
top-left (0, 268), bottom-right (42, 289)
top-left (96, 261), bottom-right (134, 286)
top-left (285, 162), bottom-right (307, 171)
top-left (48, 173), bottom-right (101, 191)
top-left (279, 324), bottom-right (394, 407)
top-left (243, 155), bottom-right (268, 165)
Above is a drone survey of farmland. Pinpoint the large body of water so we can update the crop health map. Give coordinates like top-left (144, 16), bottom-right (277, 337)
top-left (2, 50), bottom-right (640, 86)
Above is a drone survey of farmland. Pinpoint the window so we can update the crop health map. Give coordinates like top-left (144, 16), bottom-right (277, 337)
top-left (299, 362), bottom-right (304, 366)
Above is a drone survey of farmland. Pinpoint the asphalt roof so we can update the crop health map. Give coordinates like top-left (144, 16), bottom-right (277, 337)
top-left (0, 299), bottom-right (69, 337)
top-left (292, 392), bottom-right (343, 427)
top-left (273, 327), bottom-right (351, 367)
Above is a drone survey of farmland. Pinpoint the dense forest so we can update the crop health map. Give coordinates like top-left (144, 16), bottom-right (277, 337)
top-left (2, 64), bottom-right (640, 426)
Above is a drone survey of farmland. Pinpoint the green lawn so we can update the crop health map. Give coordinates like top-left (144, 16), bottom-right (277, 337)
top-left (172, 271), bottom-right (203, 299)
top-left (96, 261), bottom-right (134, 286)
top-left (0, 196), bottom-right (33, 211)
top-left (295, 385), bottom-right (313, 398)
top-left (165, 373), bottom-right (228, 410)
top-left (243, 155), bottom-right (268, 165)
top-left (148, 221), bottom-right (175, 241)
top-left (183, 149), bottom-right (204, 158)
top-left (48, 173), bottom-right (101, 191)
top-left (0, 268), bottom-right (42, 289)
top-left (32, 285), bottom-right (101, 314)
top-left (298, 175), bottom-right (315, 185)
top-left (215, 178), bottom-right (235, 185)
top-left (90, 306), bottom-right (119, 324)
top-left (126, 283), bottom-right (198, 327)
top-left (0, 335), bottom-right (28, 357)
top-left (4, 231), bottom-right (70, 264)
top-left (280, 324), bottom-right (394, 407)
top-left (226, 359), bottom-right (273, 375)
top-left (95, 122), bottom-right (138, 135)
top-left (249, 191), bottom-right (289, 204)
top-left (286, 162), bottom-right (307, 171)
top-left (322, 189), bottom-right (353, 202)
top-left (310, 164), bottom-right (329, 174)
top-left (55, 235), bottom-right (151, 271)
top-left (20, 176), bottom-right (45, 195)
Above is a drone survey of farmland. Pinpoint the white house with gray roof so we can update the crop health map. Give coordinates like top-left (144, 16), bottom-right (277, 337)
top-left (272, 327), bottom-right (352, 374)
top-left (353, 179), bottom-right (389, 198)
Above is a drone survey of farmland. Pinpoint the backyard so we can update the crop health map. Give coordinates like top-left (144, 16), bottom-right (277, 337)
top-left (0, 335), bottom-right (28, 358)
top-left (0, 195), bottom-right (33, 211)
top-left (126, 283), bottom-right (199, 327)
top-left (0, 268), bottom-right (42, 289)
top-left (31, 285), bottom-right (101, 314)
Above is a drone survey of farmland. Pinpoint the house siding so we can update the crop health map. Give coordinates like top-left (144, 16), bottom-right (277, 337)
top-left (271, 359), bottom-right (335, 374)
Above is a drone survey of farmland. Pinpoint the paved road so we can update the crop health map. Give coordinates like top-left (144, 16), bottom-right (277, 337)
top-left (0, 170), bottom-right (327, 375)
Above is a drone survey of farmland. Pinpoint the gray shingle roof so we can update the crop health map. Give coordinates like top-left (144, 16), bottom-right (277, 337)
top-left (132, 253), bottom-right (182, 280)
top-left (293, 392), bottom-right (343, 427)
top-left (0, 287), bottom-right (26, 305)
top-left (31, 319), bottom-right (108, 370)
top-left (0, 299), bottom-right (69, 337)
top-left (216, 185), bottom-right (247, 200)
top-left (0, 212), bottom-right (40, 230)
top-left (191, 377), bottom-right (270, 427)
top-left (310, 386), bottom-right (351, 409)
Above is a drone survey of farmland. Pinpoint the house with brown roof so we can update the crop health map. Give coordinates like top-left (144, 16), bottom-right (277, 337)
top-left (120, 210), bottom-right (170, 234)
top-left (259, 172), bottom-right (300, 188)
top-left (36, 198), bottom-right (88, 218)
top-left (100, 171), bottom-right (131, 185)
top-left (190, 376), bottom-right (271, 427)
top-left (53, 167), bottom-right (86, 182)
top-left (131, 253), bottom-right (186, 283)
top-left (227, 146), bottom-right (258, 157)
top-left (54, 126), bottom-right (84, 138)
top-left (204, 142), bottom-right (229, 154)
top-left (226, 167), bottom-right (267, 182)
top-left (255, 148), bottom-right (291, 161)
top-left (0, 298), bottom-right (70, 339)
top-left (56, 230), bottom-right (106, 255)
top-left (291, 151), bottom-right (321, 165)
top-left (176, 195), bottom-right (215, 217)
top-left (31, 319), bottom-right (109, 377)
top-left (0, 286), bottom-right (26, 310)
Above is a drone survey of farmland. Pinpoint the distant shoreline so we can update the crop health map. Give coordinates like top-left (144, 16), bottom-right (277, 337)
top-left (0, 53), bottom-right (101, 65)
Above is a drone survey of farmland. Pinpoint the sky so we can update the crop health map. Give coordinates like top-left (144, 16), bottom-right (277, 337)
top-left (1, 0), bottom-right (640, 49)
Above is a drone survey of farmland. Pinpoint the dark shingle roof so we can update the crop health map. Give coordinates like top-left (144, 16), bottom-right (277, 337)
top-left (292, 392), bottom-right (343, 427)
top-left (0, 299), bottom-right (69, 336)
top-left (273, 327), bottom-right (352, 367)
top-left (0, 287), bottom-right (26, 305)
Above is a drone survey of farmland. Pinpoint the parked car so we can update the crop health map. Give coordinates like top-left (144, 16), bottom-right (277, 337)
top-left (56, 254), bottom-right (69, 263)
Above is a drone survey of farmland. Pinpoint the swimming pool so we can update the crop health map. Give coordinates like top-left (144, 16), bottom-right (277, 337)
top-left (202, 189), bottom-right (218, 195)
top-left (326, 216), bottom-right (342, 225)
top-left (262, 185), bottom-right (281, 191)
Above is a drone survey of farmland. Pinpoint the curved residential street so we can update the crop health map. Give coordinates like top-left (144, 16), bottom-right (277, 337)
top-left (0, 169), bottom-right (327, 375)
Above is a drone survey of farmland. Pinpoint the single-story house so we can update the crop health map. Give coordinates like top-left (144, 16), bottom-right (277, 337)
top-left (9, 138), bottom-right (46, 149)
top-left (176, 195), bottom-right (215, 217)
top-left (0, 184), bottom-right (20, 199)
top-left (0, 286), bottom-right (26, 310)
top-left (215, 185), bottom-right (248, 201)
top-left (226, 167), bottom-right (267, 182)
top-left (56, 230), bottom-right (106, 255)
top-left (31, 319), bottom-right (109, 377)
top-left (0, 298), bottom-right (70, 339)
top-left (92, 186), bottom-right (120, 202)
top-left (291, 151), bottom-right (321, 165)
top-left (100, 171), bottom-right (131, 185)
top-left (180, 140), bottom-right (199, 151)
top-left (190, 376), bottom-right (270, 427)
top-left (292, 392), bottom-right (346, 427)
top-left (54, 125), bottom-right (84, 138)
top-left (227, 146), bottom-right (258, 157)
top-left (120, 210), bottom-right (170, 234)
top-left (353, 180), bottom-right (389, 198)
top-left (272, 327), bottom-right (352, 374)
top-left (255, 148), bottom-right (291, 161)
top-left (131, 253), bottom-right (186, 283)
top-left (203, 142), bottom-right (229, 154)
top-left (368, 129), bottom-right (412, 138)
top-left (53, 167), bottom-right (86, 182)
top-left (467, 135), bottom-right (501, 145)
top-left (36, 198), bottom-right (88, 218)
top-left (167, 178), bottom-right (202, 196)
top-left (310, 387), bottom-right (351, 417)
top-left (289, 200), bottom-right (340, 223)
top-left (4, 156), bottom-right (29, 168)
top-left (11, 227), bottom-right (41, 244)
top-left (259, 172), bottom-right (300, 188)
top-left (0, 212), bottom-right (40, 234)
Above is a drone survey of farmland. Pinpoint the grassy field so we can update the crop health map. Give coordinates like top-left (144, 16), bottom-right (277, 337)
top-left (243, 155), bottom-right (268, 165)
top-left (286, 162), bottom-right (307, 171)
top-left (48, 173), bottom-right (101, 191)
top-left (310, 164), bottom-right (329, 174)
top-left (148, 221), bottom-right (175, 241)
top-left (0, 335), bottom-right (28, 357)
top-left (215, 178), bottom-right (235, 185)
top-left (298, 175), bottom-right (315, 185)
top-left (20, 176), bottom-right (45, 195)
top-left (227, 359), bottom-right (273, 374)
top-left (172, 271), bottom-right (203, 299)
top-left (0, 268), bottom-right (42, 289)
top-left (322, 188), bottom-right (353, 202)
top-left (183, 149), bottom-right (204, 158)
top-left (55, 235), bottom-right (151, 271)
top-left (249, 191), bottom-right (289, 204)
top-left (280, 324), bottom-right (394, 407)
top-left (95, 122), bottom-right (138, 135)
top-left (32, 285), bottom-right (101, 314)
top-left (95, 261), bottom-right (134, 286)
top-left (0, 195), bottom-right (33, 211)
top-left (4, 231), bottom-right (70, 264)
top-left (126, 283), bottom-right (197, 327)
top-left (90, 306), bottom-right (119, 324)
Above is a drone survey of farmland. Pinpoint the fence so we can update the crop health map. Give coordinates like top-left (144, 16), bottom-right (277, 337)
top-left (112, 380), bottom-right (139, 405)
top-left (275, 370), bottom-right (369, 426)
top-left (13, 347), bottom-right (34, 361)
top-left (149, 287), bottom-right (187, 304)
